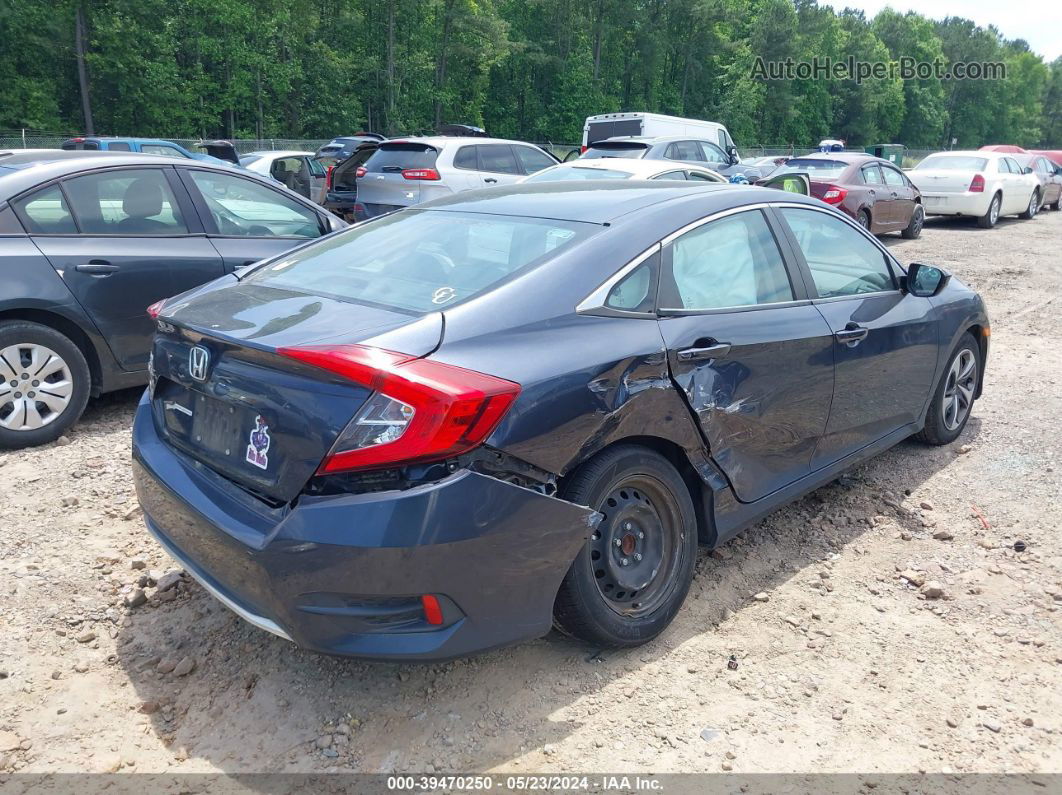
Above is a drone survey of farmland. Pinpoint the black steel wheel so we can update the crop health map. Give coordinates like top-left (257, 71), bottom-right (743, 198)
top-left (553, 445), bottom-right (697, 648)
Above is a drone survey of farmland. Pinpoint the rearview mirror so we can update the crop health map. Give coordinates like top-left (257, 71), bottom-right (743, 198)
top-left (906, 263), bottom-right (950, 297)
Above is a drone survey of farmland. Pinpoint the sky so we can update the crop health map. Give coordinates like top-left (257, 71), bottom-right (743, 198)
top-left (819, 0), bottom-right (1062, 61)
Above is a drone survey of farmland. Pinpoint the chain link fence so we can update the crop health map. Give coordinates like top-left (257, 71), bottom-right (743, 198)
top-left (2, 131), bottom-right (935, 166)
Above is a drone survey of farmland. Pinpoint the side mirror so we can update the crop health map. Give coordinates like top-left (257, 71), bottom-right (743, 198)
top-left (1023, 166), bottom-right (1034, 175)
top-left (727, 146), bottom-right (739, 164)
top-left (905, 263), bottom-right (950, 297)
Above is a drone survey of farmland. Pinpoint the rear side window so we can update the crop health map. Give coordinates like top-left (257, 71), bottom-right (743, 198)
top-left (0, 205), bottom-right (25, 234)
top-left (12, 184), bottom-right (77, 234)
top-left (780, 207), bottom-right (894, 298)
top-left (665, 210), bottom-right (793, 310)
top-left (882, 167), bottom-right (905, 187)
top-left (861, 166), bottom-right (884, 185)
top-left (477, 145), bottom-right (520, 175)
top-left (364, 144), bottom-right (439, 173)
top-left (244, 210), bottom-right (593, 313)
top-left (664, 141), bottom-right (704, 162)
top-left (63, 168), bottom-right (188, 235)
top-left (108, 142), bottom-right (131, 151)
top-left (513, 146), bottom-right (556, 175)
top-left (453, 146), bottom-right (478, 170)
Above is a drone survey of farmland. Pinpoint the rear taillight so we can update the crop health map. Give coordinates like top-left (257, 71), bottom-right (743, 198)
top-left (277, 344), bottom-right (521, 474)
top-left (969, 174), bottom-right (985, 193)
top-left (325, 165), bottom-right (334, 190)
top-left (355, 166), bottom-right (367, 178)
top-left (146, 300), bottom-right (165, 319)
top-left (401, 168), bottom-right (440, 181)
top-left (822, 185), bottom-right (848, 205)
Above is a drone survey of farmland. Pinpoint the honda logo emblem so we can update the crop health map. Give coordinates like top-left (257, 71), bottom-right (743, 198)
top-left (188, 346), bottom-right (210, 382)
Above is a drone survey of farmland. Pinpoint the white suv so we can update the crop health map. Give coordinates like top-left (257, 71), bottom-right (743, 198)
top-left (354, 137), bottom-right (558, 219)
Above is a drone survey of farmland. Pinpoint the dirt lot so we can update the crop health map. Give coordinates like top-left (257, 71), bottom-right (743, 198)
top-left (1, 209), bottom-right (1060, 777)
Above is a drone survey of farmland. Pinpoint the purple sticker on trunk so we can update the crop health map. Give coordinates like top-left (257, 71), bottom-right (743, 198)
top-left (245, 415), bottom-right (271, 470)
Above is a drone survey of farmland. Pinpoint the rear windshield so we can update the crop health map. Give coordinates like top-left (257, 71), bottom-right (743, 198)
top-left (915, 155), bottom-right (988, 171)
top-left (582, 143), bottom-right (649, 159)
top-left (244, 210), bottom-right (595, 313)
top-left (524, 166), bottom-right (632, 182)
top-left (364, 143), bottom-right (439, 173)
top-left (774, 159), bottom-right (848, 179)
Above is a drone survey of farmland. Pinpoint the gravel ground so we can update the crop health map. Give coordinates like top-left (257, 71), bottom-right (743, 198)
top-left (1, 209), bottom-right (1060, 776)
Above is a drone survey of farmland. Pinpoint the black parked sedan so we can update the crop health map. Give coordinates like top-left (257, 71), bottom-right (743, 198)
top-left (0, 150), bottom-right (346, 448)
top-left (133, 182), bottom-right (988, 660)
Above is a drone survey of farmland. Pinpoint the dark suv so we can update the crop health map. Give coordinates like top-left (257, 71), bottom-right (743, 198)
top-left (0, 150), bottom-right (345, 448)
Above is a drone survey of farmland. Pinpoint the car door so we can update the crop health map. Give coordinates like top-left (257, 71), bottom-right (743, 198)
top-left (305, 155), bottom-right (327, 203)
top-left (775, 205), bottom-right (938, 468)
top-left (882, 166), bottom-right (917, 228)
top-left (656, 208), bottom-right (836, 503)
top-left (1000, 158), bottom-right (1026, 213)
top-left (473, 144), bottom-right (524, 187)
top-left (178, 167), bottom-right (328, 270)
top-left (13, 167), bottom-right (224, 371)
top-left (859, 164), bottom-right (891, 227)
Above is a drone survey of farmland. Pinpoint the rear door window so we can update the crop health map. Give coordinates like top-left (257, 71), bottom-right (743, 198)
top-left (513, 146), bottom-right (556, 175)
top-left (186, 170), bottom-right (323, 238)
top-left (477, 144), bottom-right (521, 175)
top-left (12, 184), bottom-right (78, 234)
top-left (364, 143), bottom-right (439, 173)
top-left (63, 168), bottom-right (188, 235)
top-left (107, 142), bottom-right (132, 151)
top-left (861, 165), bottom-right (884, 185)
top-left (665, 141), bottom-right (704, 162)
top-left (664, 210), bottom-right (793, 310)
top-left (244, 210), bottom-right (593, 313)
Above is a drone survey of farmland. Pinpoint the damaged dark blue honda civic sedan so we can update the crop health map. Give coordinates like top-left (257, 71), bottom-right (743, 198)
top-left (132, 182), bottom-right (989, 660)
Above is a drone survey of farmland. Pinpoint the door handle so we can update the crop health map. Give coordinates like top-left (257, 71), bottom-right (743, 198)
top-left (677, 341), bottom-right (731, 361)
top-left (75, 260), bottom-right (119, 275)
top-left (834, 323), bottom-right (869, 345)
top-left (483, 177), bottom-right (498, 184)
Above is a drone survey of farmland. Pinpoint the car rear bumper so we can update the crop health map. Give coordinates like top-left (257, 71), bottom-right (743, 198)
top-left (920, 191), bottom-right (991, 217)
top-left (131, 395), bottom-right (597, 660)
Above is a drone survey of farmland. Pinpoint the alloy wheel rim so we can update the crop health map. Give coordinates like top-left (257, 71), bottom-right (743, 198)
top-left (588, 476), bottom-right (682, 618)
top-left (913, 206), bottom-right (924, 234)
top-left (942, 349), bottom-right (976, 431)
top-left (858, 213), bottom-right (869, 229)
top-left (1029, 192), bottom-right (1039, 217)
top-left (990, 198), bottom-right (1000, 225)
top-left (0, 343), bottom-right (74, 431)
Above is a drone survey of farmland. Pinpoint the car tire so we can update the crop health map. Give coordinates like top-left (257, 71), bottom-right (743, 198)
top-left (1051, 199), bottom-right (1061, 211)
top-left (0, 321), bottom-right (91, 449)
top-left (977, 193), bottom-right (1001, 228)
top-left (901, 203), bottom-right (925, 239)
top-left (1019, 189), bottom-right (1040, 220)
top-left (857, 209), bottom-right (871, 231)
top-left (553, 445), bottom-right (698, 648)
top-left (916, 333), bottom-right (980, 446)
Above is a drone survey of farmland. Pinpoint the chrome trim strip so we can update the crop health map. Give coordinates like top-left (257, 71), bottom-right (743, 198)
top-left (659, 202), bottom-right (775, 246)
top-left (575, 242), bottom-right (661, 315)
top-left (143, 519), bottom-right (294, 643)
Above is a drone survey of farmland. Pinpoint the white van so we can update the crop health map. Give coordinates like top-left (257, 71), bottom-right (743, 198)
top-left (581, 112), bottom-right (736, 153)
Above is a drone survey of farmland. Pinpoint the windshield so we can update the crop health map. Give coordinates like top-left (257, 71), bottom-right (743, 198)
top-left (773, 159), bottom-right (848, 180)
top-left (243, 210), bottom-right (596, 313)
top-left (915, 155), bottom-right (988, 171)
top-left (582, 144), bottom-right (649, 159)
top-left (524, 166), bottom-right (632, 182)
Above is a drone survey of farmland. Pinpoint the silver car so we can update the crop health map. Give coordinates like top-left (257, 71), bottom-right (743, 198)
top-left (354, 136), bottom-right (558, 218)
top-left (238, 151), bottom-right (327, 204)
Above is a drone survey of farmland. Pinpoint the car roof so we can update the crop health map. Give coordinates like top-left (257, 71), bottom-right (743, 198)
top-left (380, 136), bottom-right (543, 149)
top-left (546, 158), bottom-right (717, 178)
top-left (0, 152), bottom-right (253, 197)
top-left (412, 181), bottom-right (814, 225)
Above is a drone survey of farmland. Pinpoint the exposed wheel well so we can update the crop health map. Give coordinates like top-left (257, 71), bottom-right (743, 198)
top-left (964, 324), bottom-right (988, 399)
top-left (0, 309), bottom-right (102, 394)
top-left (560, 436), bottom-right (715, 547)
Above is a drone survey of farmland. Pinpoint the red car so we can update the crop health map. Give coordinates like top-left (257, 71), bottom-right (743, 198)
top-left (765, 153), bottom-right (924, 238)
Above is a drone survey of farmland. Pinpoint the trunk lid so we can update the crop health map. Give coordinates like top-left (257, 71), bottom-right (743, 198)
top-left (909, 169), bottom-right (979, 195)
top-left (357, 141), bottom-right (441, 215)
top-left (151, 282), bottom-right (442, 503)
top-left (330, 145), bottom-right (377, 195)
